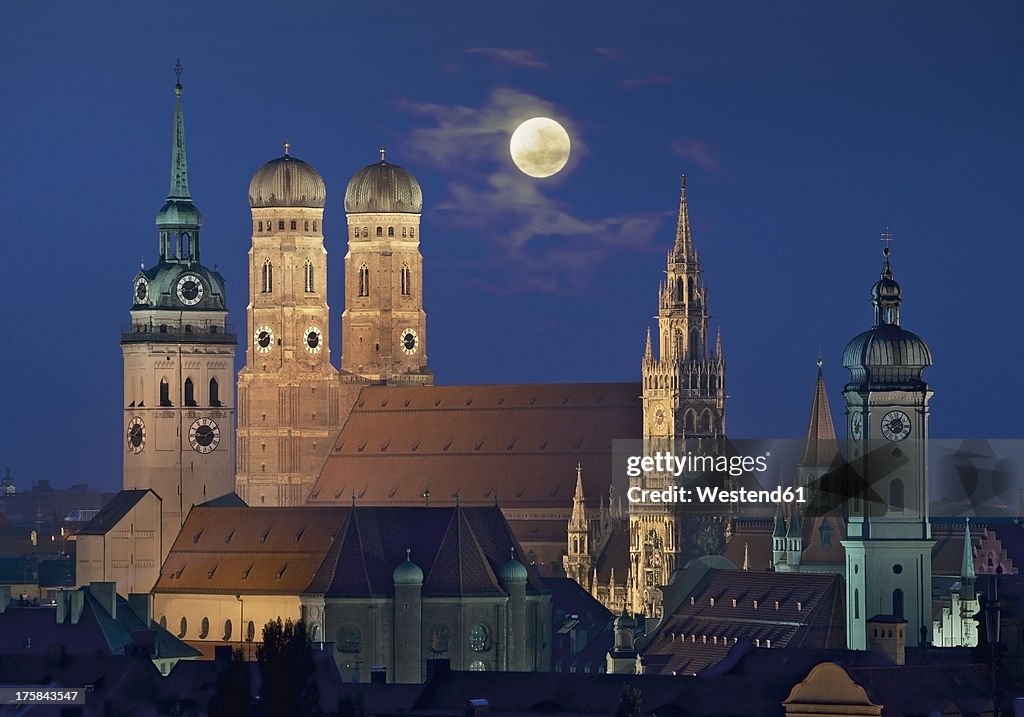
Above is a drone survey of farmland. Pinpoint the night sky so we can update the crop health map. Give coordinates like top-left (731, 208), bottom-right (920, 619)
top-left (1, 3), bottom-right (1021, 492)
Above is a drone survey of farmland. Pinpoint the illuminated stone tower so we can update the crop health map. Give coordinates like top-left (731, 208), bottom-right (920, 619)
top-left (121, 66), bottom-right (236, 555)
top-left (341, 150), bottom-right (432, 384)
top-left (563, 465), bottom-right (593, 587)
top-left (630, 177), bottom-right (727, 617)
top-left (841, 241), bottom-right (934, 649)
top-left (236, 145), bottom-right (343, 506)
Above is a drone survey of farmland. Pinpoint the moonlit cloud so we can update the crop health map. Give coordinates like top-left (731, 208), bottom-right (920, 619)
top-left (593, 47), bottom-right (629, 63)
top-left (671, 139), bottom-right (722, 174)
top-left (464, 48), bottom-right (548, 69)
top-left (618, 73), bottom-right (673, 89)
top-left (398, 89), bottom-right (664, 293)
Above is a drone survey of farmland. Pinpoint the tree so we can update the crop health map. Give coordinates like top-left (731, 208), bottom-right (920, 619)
top-left (614, 684), bottom-right (642, 717)
top-left (258, 618), bottom-right (321, 717)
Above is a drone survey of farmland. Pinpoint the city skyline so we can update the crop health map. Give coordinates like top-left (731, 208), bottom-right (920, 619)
top-left (2, 2), bottom-right (1023, 489)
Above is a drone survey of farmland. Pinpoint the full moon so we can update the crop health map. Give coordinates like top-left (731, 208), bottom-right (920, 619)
top-left (509, 117), bottom-right (571, 178)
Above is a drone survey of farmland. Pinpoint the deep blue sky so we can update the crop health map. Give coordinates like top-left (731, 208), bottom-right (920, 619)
top-left (1, 2), bottom-right (1021, 491)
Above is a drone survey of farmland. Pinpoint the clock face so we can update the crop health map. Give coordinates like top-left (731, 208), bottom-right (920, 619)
top-left (189, 417), bottom-right (221, 454)
top-left (400, 328), bottom-right (418, 355)
top-left (176, 274), bottom-right (204, 305)
top-left (304, 326), bottom-right (323, 354)
top-left (134, 278), bottom-right (148, 304)
top-left (851, 412), bottom-right (863, 440)
top-left (254, 326), bottom-right (274, 354)
top-left (653, 404), bottom-right (667, 433)
top-left (880, 410), bottom-right (911, 442)
top-left (126, 417), bottom-right (146, 453)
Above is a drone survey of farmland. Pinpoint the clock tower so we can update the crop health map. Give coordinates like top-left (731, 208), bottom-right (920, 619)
top-left (122, 67), bottom-right (236, 558)
top-left (236, 145), bottom-right (348, 507)
top-left (631, 177), bottom-right (727, 618)
top-left (841, 243), bottom-right (934, 649)
top-left (340, 150), bottom-right (432, 384)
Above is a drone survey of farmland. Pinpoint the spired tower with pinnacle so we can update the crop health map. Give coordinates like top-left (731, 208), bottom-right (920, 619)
top-left (841, 241), bottom-right (934, 649)
top-left (236, 144), bottom-right (345, 507)
top-left (563, 464), bottom-right (593, 587)
top-left (630, 177), bottom-right (727, 618)
top-left (341, 149), bottom-right (432, 384)
top-left (121, 66), bottom-right (236, 555)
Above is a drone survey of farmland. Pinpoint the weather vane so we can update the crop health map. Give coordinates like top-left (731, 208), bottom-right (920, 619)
top-left (881, 226), bottom-right (893, 256)
top-left (379, 146), bottom-right (387, 162)
top-left (283, 140), bottom-right (290, 156)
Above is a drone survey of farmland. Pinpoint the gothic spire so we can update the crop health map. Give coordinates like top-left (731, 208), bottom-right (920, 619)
top-left (673, 175), bottom-right (697, 262)
top-left (800, 358), bottom-right (838, 467)
top-left (570, 463), bottom-right (587, 530)
top-left (168, 59), bottom-right (191, 202)
top-left (644, 327), bottom-right (653, 360)
top-left (961, 518), bottom-right (976, 600)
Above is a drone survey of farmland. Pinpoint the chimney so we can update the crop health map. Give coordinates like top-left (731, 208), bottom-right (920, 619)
top-left (867, 615), bottom-right (906, 666)
top-left (128, 593), bottom-right (151, 626)
top-left (87, 582), bottom-right (117, 619)
top-left (70, 589), bottom-right (85, 624)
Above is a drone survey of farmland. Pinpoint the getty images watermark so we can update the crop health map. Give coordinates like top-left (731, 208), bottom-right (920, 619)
top-left (611, 438), bottom-right (1024, 519)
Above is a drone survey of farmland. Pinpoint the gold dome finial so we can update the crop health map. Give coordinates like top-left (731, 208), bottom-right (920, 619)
top-left (283, 140), bottom-right (290, 157)
top-left (379, 146), bottom-right (386, 162)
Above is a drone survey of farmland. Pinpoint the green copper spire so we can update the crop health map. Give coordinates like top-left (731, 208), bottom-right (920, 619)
top-left (168, 59), bottom-right (191, 201)
top-left (156, 60), bottom-right (202, 231)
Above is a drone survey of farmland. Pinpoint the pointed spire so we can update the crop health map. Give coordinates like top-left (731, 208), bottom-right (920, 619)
top-left (715, 327), bottom-right (723, 358)
top-left (799, 358), bottom-right (838, 467)
top-left (644, 327), bottom-right (653, 360)
top-left (570, 464), bottom-right (587, 531)
top-left (673, 174), bottom-right (697, 262)
top-left (786, 506), bottom-right (802, 538)
top-left (773, 503), bottom-right (787, 538)
top-left (168, 59), bottom-right (191, 201)
top-left (742, 541), bottom-right (750, 571)
top-left (962, 518), bottom-right (976, 582)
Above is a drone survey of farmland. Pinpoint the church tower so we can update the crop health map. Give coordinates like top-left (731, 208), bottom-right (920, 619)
top-left (630, 177), bottom-right (727, 617)
top-left (341, 150), bottom-right (432, 384)
top-left (236, 146), bottom-right (343, 506)
top-left (121, 66), bottom-right (236, 554)
top-left (841, 241), bottom-right (934, 649)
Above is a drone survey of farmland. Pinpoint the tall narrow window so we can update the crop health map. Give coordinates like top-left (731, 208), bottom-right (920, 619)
top-left (402, 227), bottom-right (407, 237)
top-left (262, 260), bottom-right (273, 293)
top-left (854, 588), bottom-right (860, 619)
top-left (209, 378), bottom-right (221, 407)
top-left (400, 264), bottom-right (411, 296)
top-left (889, 479), bottom-right (904, 512)
top-left (278, 220), bottom-right (285, 230)
top-left (376, 226), bottom-right (383, 237)
top-left (313, 221), bottom-right (317, 232)
top-left (388, 226), bottom-right (395, 237)
top-left (358, 264), bottom-right (370, 297)
top-left (160, 378), bottom-right (172, 407)
top-left (290, 220), bottom-right (297, 230)
top-left (362, 227), bottom-right (368, 238)
top-left (304, 259), bottom-right (314, 292)
top-left (701, 410), bottom-right (713, 433)
top-left (685, 411), bottom-right (696, 432)
top-left (184, 378), bottom-right (196, 407)
top-left (258, 220), bottom-right (263, 232)
top-left (410, 227), bottom-right (415, 238)
top-left (304, 220), bottom-right (309, 232)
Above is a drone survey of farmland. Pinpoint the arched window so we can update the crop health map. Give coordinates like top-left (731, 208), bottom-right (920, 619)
top-left (258, 220), bottom-right (263, 232)
top-left (402, 227), bottom-right (407, 237)
top-left (690, 329), bottom-right (700, 357)
top-left (401, 264), bottom-right (411, 296)
top-left (160, 378), bottom-right (172, 407)
top-left (410, 227), bottom-right (415, 238)
top-left (184, 378), bottom-right (196, 407)
top-left (892, 588), bottom-right (904, 618)
top-left (200, 617), bottom-right (210, 639)
top-left (376, 226), bottom-right (383, 237)
top-left (179, 617), bottom-right (187, 638)
top-left (362, 227), bottom-right (368, 238)
top-left (358, 264), bottom-right (369, 297)
top-left (353, 227), bottom-right (359, 238)
top-left (313, 221), bottom-right (317, 232)
top-left (685, 411), bottom-right (696, 432)
top-left (290, 220), bottom-right (297, 230)
top-left (223, 619), bottom-right (232, 641)
top-left (304, 258), bottom-right (315, 292)
top-left (304, 220), bottom-right (309, 232)
top-left (388, 226), bottom-right (395, 237)
top-left (246, 621), bottom-right (255, 642)
top-left (854, 589), bottom-right (860, 619)
top-left (889, 479), bottom-right (904, 512)
top-left (180, 232), bottom-right (191, 259)
top-left (209, 378), bottom-right (221, 407)
top-left (262, 260), bottom-right (273, 293)
top-left (676, 277), bottom-right (684, 302)
top-left (701, 410), bottom-right (713, 433)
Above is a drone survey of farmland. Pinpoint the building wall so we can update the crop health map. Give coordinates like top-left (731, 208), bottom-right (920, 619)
top-left (152, 592), bottom-right (301, 646)
top-left (76, 493), bottom-right (162, 595)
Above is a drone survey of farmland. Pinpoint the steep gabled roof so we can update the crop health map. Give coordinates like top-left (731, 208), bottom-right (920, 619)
top-left (78, 490), bottom-right (155, 535)
top-left (800, 364), bottom-right (838, 468)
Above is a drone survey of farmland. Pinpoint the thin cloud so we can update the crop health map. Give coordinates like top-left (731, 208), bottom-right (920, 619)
top-left (618, 73), bottom-right (673, 89)
top-left (671, 139), bottom-right (722, 174)
top-left (464, 47), bottom-right (548, 70)
top-left (593, 47), bottom-right (629, 63)
top-left (398, 89), bottom-right (664, 293)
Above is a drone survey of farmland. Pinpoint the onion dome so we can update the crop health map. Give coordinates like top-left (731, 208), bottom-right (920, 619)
top-left (497, 551), bottom-right (528, 585)
top-left (392, 549), bottom-right (424, 586)
top-left (344, 148), bottom-right (423, 214)
top-left (843, 245), bottom-right (932, 389)
top-left (248, 143), bottom-right (327, 208)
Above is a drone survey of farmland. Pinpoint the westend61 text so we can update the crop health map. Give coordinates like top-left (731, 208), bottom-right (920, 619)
top-left (627, 485), bottom-right (808, 504)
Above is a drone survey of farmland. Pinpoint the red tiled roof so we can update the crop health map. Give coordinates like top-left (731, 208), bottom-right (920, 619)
top-left (307, 383), bottom-right (642, 508)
